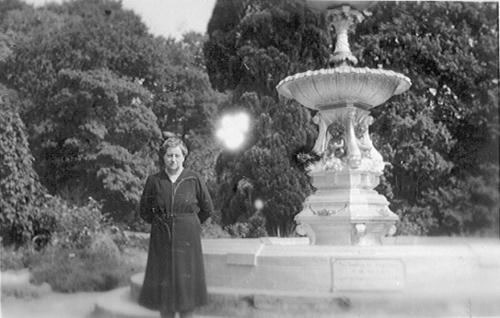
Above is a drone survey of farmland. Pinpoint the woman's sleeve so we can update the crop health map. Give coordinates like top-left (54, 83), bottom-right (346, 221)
top-left (139, 176), bottom-right (155, 223)
top-left (196, 176), bottom-right (214, 224)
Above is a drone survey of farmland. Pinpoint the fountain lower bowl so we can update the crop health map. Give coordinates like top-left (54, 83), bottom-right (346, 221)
top-left (276, 65), bottom-right (411, 110)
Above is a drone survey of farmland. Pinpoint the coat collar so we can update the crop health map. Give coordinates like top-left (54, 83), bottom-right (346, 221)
top-left (159, 168), bottom-right (194, 183)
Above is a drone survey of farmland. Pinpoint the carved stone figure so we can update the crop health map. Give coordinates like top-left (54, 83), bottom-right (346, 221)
top-left (311, 112), bottom-right (332, 156)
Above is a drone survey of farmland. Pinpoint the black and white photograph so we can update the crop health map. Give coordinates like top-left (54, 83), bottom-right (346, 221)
top-left (1, 0), bottom-right (499, 317)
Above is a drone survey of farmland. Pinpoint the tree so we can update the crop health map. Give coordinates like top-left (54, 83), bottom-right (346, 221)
top-left (0, 84), bottom-right (47, 245)
top-left (212, 91), bottom-right (316, 236)
top-left (1, 0), bottom-right (162, 220)
top-left (355, 2), bottom-right (499, 235)
top-left (2, 0), bottom-right (154, 116)
top-left (204, 0), bottom-right (343, 236)
top-left (204, 0), bottom-right (340, 236)
top-left (34, 68), bottom-right (161, 220)
top-left (1, 0), bottom-right (229, 224)
top-left (205, 0), bottom-right (329, 97)
top-left (147, 34), bottom-right (226, 139)
top-left (205, 0), bottom-right (499, 236)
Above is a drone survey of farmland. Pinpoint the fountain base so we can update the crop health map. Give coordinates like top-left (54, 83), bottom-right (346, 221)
top-left (93, 237), bottom-right (500, 318)
top-left (297, 169), bottom-right (397, 245)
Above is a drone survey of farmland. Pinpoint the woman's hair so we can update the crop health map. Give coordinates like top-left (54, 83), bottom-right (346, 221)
top-left (158, 137), bottom-right (189, 169)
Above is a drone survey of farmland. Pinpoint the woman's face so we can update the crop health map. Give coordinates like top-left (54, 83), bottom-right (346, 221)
top-left (164, 146), bottom-right (185, 173)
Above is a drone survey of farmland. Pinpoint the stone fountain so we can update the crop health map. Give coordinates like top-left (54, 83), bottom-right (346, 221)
top-left (92, 2), bottom-right (500, 318)
top-left (277, 1), bottom-right (411, 246)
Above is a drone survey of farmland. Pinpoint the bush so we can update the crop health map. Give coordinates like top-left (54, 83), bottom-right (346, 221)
top-left (123, 216), bottom-right (151, 233)
top-left (2, 188), bottom-right (149, 293)
top-left (1, 227), bottom-right (147, 293)
top-left (0, 244), bottom-right (31, 271)
top-left (88, 233), bottom-right (121, 263)
top-left (225, 211), bottom-right (267, 238)
top-left (225, 222), bottom-right (251, 238)
top-left (121, 231), bottom-right (150, 251)
top-left (202, 217), bottom-right (231, 239)
top-left (29, 233), bottom-right (142, 292)
top-left (40, 196), bottom-right (104, 249)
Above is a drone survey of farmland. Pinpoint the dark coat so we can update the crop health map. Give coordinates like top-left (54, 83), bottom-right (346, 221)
top-left (138, 169), bottom-right (213, 313)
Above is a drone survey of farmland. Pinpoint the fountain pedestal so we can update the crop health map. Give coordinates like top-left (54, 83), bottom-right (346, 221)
top-left (295, 104), bottom-right (399, 245)
top-left (298, 169), bottom-right (397, 246)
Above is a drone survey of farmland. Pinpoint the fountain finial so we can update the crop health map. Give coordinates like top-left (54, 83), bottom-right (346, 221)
top-left (306, 1), bottom-right (373, 66)
top-left (326, 5), bottom-right (364, 66)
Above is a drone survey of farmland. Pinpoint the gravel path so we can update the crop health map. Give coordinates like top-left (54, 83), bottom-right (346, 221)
top-left (1, 269), bottom-right (106, 318)
top-left (2, 290), bottom-right (104, 318)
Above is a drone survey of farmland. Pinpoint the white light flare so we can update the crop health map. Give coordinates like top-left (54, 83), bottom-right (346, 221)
top-left (254, 198), bottom-right (264, 211)
top-left (216, 112), bottom-right (250, 150)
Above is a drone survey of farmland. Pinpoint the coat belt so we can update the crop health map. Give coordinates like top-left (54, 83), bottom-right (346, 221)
top-left (152, 210), bottom-right (195, 239)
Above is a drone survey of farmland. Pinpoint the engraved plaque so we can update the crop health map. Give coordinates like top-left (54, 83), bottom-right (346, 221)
top-left (332, 258), bottom-right (405, 291)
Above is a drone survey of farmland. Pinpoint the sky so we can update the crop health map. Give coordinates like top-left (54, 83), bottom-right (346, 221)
top-left (23, 0), bottom-right (217, 39)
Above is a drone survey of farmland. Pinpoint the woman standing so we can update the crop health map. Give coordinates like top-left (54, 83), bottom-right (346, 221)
top-left (138, 137), bottom-right (214, 318)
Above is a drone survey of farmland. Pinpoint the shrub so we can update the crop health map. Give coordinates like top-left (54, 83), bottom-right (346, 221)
top-left (225, 211), bottom-right (267, 238)
top-left (48, 196), bottom-right (106, 249)
top-left (88, 233), bottom-right (121, 263)
top-left (225, 222), bottom-right (251, 238)
top-left (0, 244), bottom-right (31, 271)
top-left (1, 224), bottom-right (147, 293)
top-left (29, 233), bottom-right (141, 292)
top-left (122, 231), bottom-right (150, 251)
top-left (202, 217), bottom-right (231, 239)
top-left (123, 216), bottom-right (151, 233)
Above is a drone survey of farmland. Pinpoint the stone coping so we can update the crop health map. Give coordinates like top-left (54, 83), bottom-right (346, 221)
top-left (126, 234), bottom-right (500, 268)
top-left (127, 232), bottom-right (499, 246)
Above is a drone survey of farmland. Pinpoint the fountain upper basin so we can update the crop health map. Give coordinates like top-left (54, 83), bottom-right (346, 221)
top-left (276, 65), bottom-right (411, 110)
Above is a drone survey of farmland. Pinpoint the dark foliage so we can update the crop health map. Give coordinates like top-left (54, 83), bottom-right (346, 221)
top-left (0, 85), bottom-right (48, 246)
top-left (205, 0), bottom-right (499, 236)
top-left (0, 0), bottom-right (228, 226)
